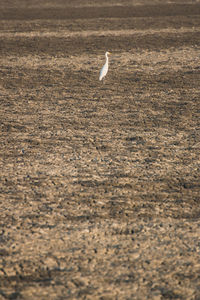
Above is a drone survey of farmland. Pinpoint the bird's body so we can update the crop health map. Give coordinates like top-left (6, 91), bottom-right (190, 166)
top-left (99, 51), bottom-right (111, 81)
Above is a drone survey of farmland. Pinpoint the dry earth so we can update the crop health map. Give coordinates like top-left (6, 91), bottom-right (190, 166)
top-left (0, 0), bottom-right (200, 299)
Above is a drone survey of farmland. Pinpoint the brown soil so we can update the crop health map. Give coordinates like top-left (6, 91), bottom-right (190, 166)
top-left (0, 1), bottom-right (200, 299)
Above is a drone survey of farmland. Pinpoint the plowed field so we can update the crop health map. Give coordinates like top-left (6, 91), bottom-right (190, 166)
top-left (0, 1), bottom-right (200, 299)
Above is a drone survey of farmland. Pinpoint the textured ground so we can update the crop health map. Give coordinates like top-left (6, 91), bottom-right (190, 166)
top-left (0, 0), bottom-right (200, 299)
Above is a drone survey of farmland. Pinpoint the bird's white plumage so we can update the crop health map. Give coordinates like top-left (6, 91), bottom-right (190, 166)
top-left (99, 51), bottom-right (110, 81)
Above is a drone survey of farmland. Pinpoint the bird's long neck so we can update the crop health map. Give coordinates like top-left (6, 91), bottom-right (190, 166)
top-left (105, 53), bottom-right (109, 64)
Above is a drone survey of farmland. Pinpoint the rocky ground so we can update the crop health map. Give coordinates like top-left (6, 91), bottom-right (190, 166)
top-left (0, 0), bottom-right (200, 299)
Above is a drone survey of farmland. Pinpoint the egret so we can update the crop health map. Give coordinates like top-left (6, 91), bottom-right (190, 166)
top-left (99, 51), bottom-right (111, 82)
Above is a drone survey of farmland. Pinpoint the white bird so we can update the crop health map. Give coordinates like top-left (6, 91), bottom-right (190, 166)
top-left (99, 51), bottom-right (111, 82)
